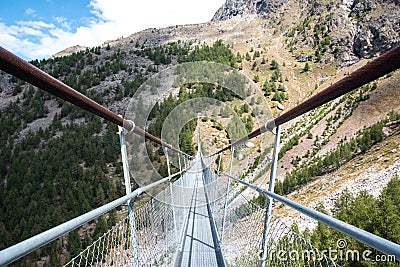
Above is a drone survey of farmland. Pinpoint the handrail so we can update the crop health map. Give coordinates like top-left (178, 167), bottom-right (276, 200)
top-left (210, 45), bottom-right (400, 156)
top-left (0, 46), bottom-right (188, 156)
top-left (0, 169), bottom-right (185, 266)
top-left (219, 171), bottom-right (400, 261)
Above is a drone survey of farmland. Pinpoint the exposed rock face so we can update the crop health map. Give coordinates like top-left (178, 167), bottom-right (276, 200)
top-left (352, 2), bottom-right (400, 58)
top-left (213, 0), bottom-right (400, 67)
top-left (332, 0), bottom-right (400, 65)
top-left (212, 0), bottom-right (253, 20)
top-left (212, 0), bottom-right (286, 21)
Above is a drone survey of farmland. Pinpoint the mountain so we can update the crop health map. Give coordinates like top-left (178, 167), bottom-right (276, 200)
top-left (0, 0), bottom-right (399, 265)
top-left (212, 0), bottom-right (286, 21)
top-left (213, 0), bottom-right (400, 66)
top-left (52, 45), bottom-right (87, 58)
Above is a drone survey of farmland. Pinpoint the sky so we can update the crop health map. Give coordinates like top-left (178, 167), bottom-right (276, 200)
top-left (0, 0), bottom-right (225, 60)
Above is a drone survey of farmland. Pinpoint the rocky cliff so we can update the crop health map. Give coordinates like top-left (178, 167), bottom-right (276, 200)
top-left (213, 0), bottom-right (400, 66)
top-left (212, 0), bottom-right (286, 21)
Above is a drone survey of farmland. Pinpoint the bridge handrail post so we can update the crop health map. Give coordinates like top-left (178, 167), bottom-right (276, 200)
top-left (260, 122), bottom-right (281, 267)
top-left (117, 122), bottom-right (140, 266)
top-left (178, 152), bottom-right (184, 208)
top-left (178, 152), bottom-right (182, 177)
top-left (165, 147), bottom-right (178, 242)
top-left (221, 147), bottom-right (235, 240)
top-left (218, 153), bottom-right (222, 173)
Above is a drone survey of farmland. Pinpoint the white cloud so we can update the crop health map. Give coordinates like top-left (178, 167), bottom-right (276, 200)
top-left (25, 8), bottom-right (37, 16)
top-left (14, 26), bottom-right (46, 37)
top-left (88, 0), bottom-right (225, 34)
top-left (18, 20), bottom-right (54, 29)
top-left (0, 22), bottom-right (40, 56)
top-left (0, 0), bottom-right (225, 60)
top-left (54, 16), bottom-right (71, 30)
top-left (54, 16), bottom-right (66, 24)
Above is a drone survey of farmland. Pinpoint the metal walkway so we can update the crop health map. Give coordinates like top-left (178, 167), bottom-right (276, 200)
top-left (175, 155), bottom-right (225, 267)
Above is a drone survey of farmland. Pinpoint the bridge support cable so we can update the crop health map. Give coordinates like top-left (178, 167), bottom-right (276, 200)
top-left (260, 124), bottom-right (281, 267)
top-left (220, 172), bottom-right (400, 261)
top-left (0, 46), bottom-right (191, 157)
top-left (209, 45), bottom-right (400, 156)
top-left (118, 123), bottom-right (140, 266)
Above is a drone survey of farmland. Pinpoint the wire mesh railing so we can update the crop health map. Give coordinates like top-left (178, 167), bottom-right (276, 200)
top-left (206, 170), bottom-right (339, 267)
top-left (221, 170), bottom-right (400, 261)
top-left (134, 195), bottom-right (177, 266)
top-left (218, 189), bottom-right (265, 266)
top-left (65, 185), bottom-right (180, 266)
top-left (64, 158), bottom-right (340, 267)
top-left (64, 215), bottom-right (135, 267)
top-left (262, 216), bottom-right (339, 267)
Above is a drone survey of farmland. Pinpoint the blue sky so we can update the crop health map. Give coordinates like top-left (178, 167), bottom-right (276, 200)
top-left (0, 0), bottom-right (225, 60)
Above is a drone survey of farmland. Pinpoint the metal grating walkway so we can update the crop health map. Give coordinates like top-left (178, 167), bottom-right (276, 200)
top-left (174, 155), bottom-right (225, 267)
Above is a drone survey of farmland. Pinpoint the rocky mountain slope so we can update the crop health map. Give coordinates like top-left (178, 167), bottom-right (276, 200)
top-left (213, 0), bottom-right (400, 66)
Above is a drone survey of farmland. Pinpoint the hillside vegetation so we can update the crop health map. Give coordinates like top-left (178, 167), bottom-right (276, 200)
top-left (309, 177), bottom-right (400, 266)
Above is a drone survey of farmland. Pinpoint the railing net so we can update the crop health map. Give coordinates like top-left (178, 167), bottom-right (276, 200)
top-left (66, 161), bottom-right (339, 266)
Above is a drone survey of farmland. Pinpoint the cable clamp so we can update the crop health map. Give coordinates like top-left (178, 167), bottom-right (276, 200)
top-left (265, 119), bottom-right (276, 134)
top-left (123, 120), bottom-right (135, 133)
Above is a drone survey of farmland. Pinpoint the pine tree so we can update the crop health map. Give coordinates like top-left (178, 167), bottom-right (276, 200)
top-left (303, 62), bottom-right (310, 72)
top-left (270, 60), bottom-right (279, 70)
top-left (245, 52), bottom-right (251, 61)
top-left (253, 74), bottom-right (259, 83)
top-left (68, 230), bottom-right (82, 256)
top-left (261, 57), bottom-right (266, 64)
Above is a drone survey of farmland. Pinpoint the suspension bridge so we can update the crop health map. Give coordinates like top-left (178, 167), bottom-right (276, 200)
top-left (0, 45), bottom-right (400, 266)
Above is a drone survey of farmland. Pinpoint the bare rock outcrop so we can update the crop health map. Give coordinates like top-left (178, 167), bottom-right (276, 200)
top-left (213, 0), bottom-right (400, 67)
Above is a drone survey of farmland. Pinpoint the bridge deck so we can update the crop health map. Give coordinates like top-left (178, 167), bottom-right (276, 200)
top-left (174, 156), bottom-right (225, 267)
